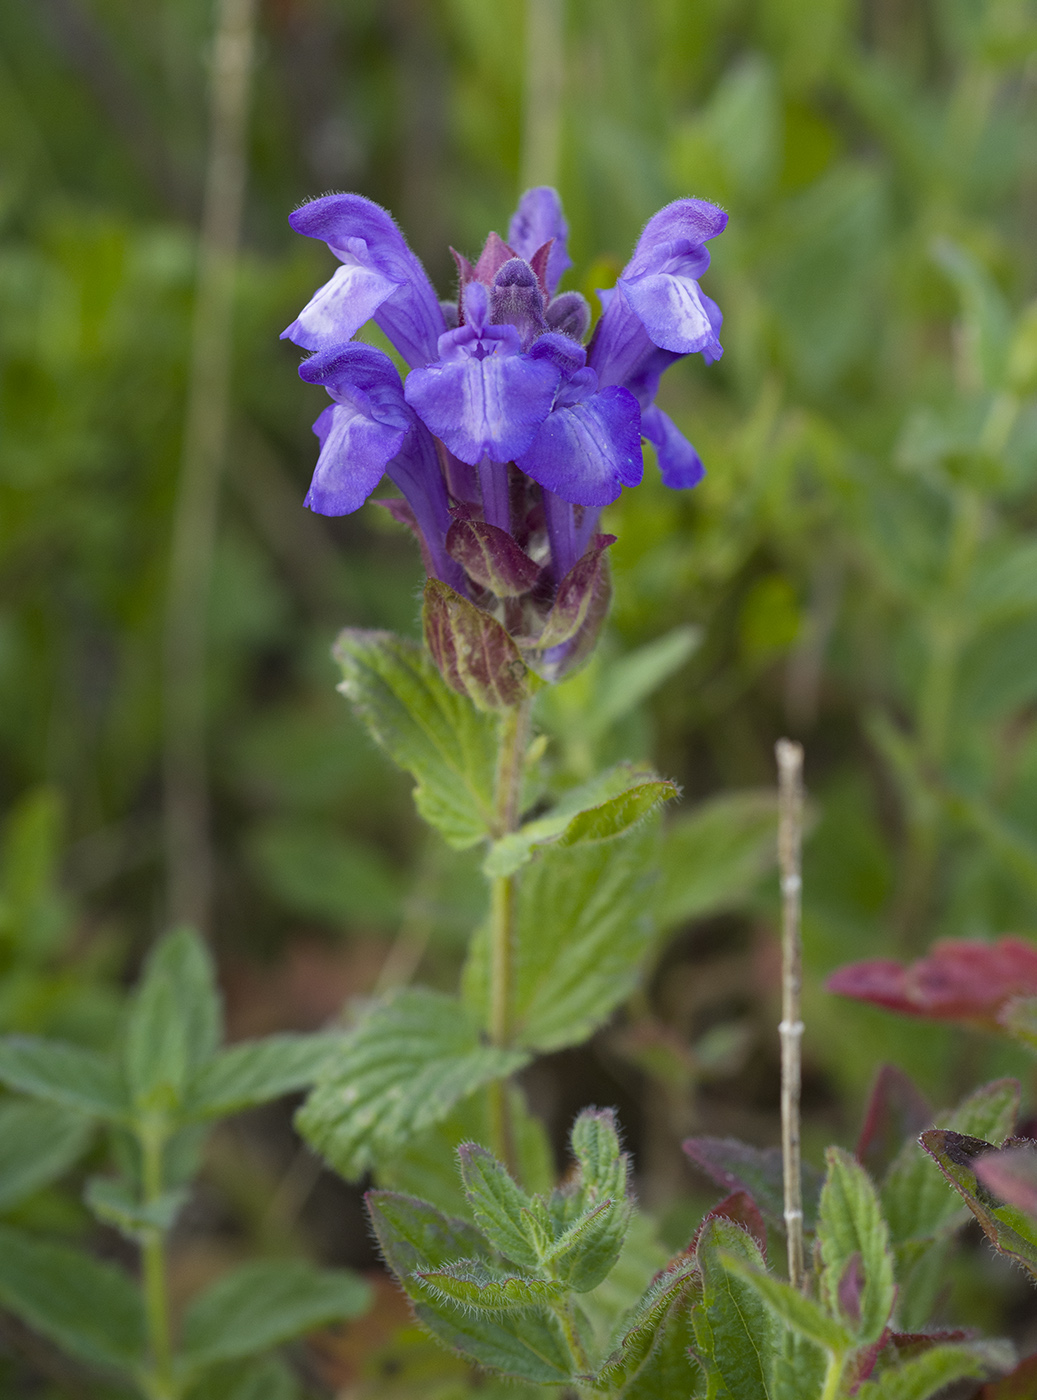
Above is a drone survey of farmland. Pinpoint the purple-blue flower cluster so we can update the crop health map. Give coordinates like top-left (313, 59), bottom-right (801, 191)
top-left (283, 187), bottom-right (724, 679)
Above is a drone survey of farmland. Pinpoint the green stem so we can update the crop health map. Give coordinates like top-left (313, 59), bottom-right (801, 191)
top-left (553, 1299), bottom-right (592, 1380)
top-left (487, 698), bottom-right (532, 1170)
top-left (140, 1123), bottom-right (176, 1400)
top-left (819, 1350), bottom-right (846, 1400)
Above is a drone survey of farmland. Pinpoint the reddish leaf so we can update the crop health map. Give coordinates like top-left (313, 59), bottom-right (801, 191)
top-left (446, 516), bottom-right (542, 597)
top-left (856, 1064), bottom-right (933, 1178)
top-left (920, 1129), bottom-right (1037, 1278)
top-left (423, 579), bottom-right (531, 711)
top-left (682, 1136), bottom-right (822, 1231)
top-left (689, 1190), bottom-right (767, 1261)
top-left (976, 1143), bottom-right (1037, 1217)
top-left (827, 937), bottom-right (1037, 1030)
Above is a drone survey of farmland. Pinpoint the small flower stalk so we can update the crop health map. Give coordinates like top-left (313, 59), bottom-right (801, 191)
top-left (283, 186), bottom-right (725, 701)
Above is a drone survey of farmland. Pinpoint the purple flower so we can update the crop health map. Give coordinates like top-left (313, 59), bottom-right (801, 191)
top-left (283, 186), bottom-right (724, 682)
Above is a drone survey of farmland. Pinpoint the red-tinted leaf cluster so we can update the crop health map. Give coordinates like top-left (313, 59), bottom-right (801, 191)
top-left (826, 936), bottom-right (1037, 1030)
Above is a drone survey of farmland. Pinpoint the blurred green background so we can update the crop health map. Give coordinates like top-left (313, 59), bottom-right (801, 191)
top-left (3, 0), bottom-right (1037, 1387)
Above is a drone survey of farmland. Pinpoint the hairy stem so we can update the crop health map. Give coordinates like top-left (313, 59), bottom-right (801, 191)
top-left (140, 1123), bottom-right (176, 1400)
top-left (488, 698), bottom-right (532, 1170)
top-left (776, 738), bottom-right (805, 1292)
top-left (553, 1299), bottom-right (592, 1379)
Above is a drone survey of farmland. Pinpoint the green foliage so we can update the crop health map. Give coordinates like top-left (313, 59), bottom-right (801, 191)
top-left (0, 1223), bottom-right (147, 1373)
top-left (0, 927), bottom-right (371, 1395)
top-left (816, 1148), bottom-right (895, 1344)
top-left (333, 629), bottom-right (499, 848)
top-left (464, 818), bottom-right (660, 1052)
top-left (179, 1261), bottom-right (371, 1371)
top-left (0, 1099), bottom-right (94, 1210)
top-left (296, 988), bottom-right (530, 1179)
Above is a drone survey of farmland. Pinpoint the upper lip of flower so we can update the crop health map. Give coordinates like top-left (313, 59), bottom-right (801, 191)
top-left (284, 185), bottom-right (725, 514)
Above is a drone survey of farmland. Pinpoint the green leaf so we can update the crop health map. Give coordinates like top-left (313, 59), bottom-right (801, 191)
top-left (368, 1191), bottom-right (573, 1383)
top-left (180, 1260), bottom-right (371, 1370)
top-left (412, 1294), bottom-right (574, 1384)
top-left (771, 1327), bottom-right (827, 1400)
top-left (998, 996), bottom-right (1037, 1052)
top-left (543, 1196), bottom-right (632, 1292)
top-left (187, 1032), bottom-right (345, 1119)
top-left (718, 1247), bottom-right (850, 1355)
top-left (84, 1176), bottom-right (187, 1239)
top-left (695, 1219), bottom-right (777, 1398)
top-left (882, 1078), bottom-right (1019, 1244)
top-left (484, 763), bottom-right (678, 878)
top-left (465, 820), bottom-right (659, 1053)
top-left (0, 1100), bottom-right (94, 1210)
top-left (124, 927), bottom-right (221, 1110)
top-left (457, 1142), bottom-right (541, 1269)
top-left (186, 1356), bottom-right (301, 1400)
top-left (586, 627), bottom-right (701, 736)
top-left (0, 1036), bottom-right (127, 1120)
top-left (657, 792), bottom-right (779, 928)
top-left (572, 1107), bottom-right (628, 1201)
top-left (856, 1341), bottom-right (1014, 1399)
top-left (919, 1129), bottom-right (1037, 1278)
top-left (296, 990), bottom-right (529, 1179)
top-left (418, 1259), bottom-right (566, 1311)
top-left (0, 1222), bottom-right (146, 1373)
top-left (817, 1147), bottom-right (895, 1342)
top-left (333, 629), bottom-right (498, 849)
top-left (597, 1258), bottom-right (702, 1396)
top-left (367, 1190), bottom-right (491, 1279)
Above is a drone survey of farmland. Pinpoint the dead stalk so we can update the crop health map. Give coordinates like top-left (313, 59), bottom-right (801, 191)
top-left (776, 737), bottom-right (806, 1290)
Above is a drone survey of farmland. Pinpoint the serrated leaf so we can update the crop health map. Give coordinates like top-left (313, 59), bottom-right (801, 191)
top-left (0, 1100), bottom-right (94, 1210)
top-left (457, 1143), bottom-right (541, 1269)
top-left (418, 1259), bottom-right (566, 1311)
top-left (180, 1260), bottom-right (371, 1370)
top-left (124, 927), bottom-right (221, 1110)
top-left (717, 1252), bottom-right (850, 1355)
top-left (696, 1219), bottom-right (777, 1398)
top-left (597, 1258), bottom-right (701, 1394)
top-left (682, 1136), bottom-right (822, 1231)
top-left (856, 1341), bottom-right (1014, 1399)
top-left (366, 1189), bottom-right (491, 1279)
top-left (817, 1147), bottom-right (895, 1343)
top-left (882, 1078), bottom-right (1019, 1244)
top-left (484, 764), bottom-right (677, 878)
top-left (571, 1107), bottom-right (628, 1202)
top-left (465, 821), bottom-right (659, 1053)
top-left (0, 1037), bottom-right (127, 1120)
top-left (84, 1176), bottom-right (187, 1239)
top-left (187, 1032), bottom-right (344, 1119)
top-left (657, 791), bottom-right (778, 928)
top-left (296, 990), bottom-right (529, 1179)
top-left (919, 1130), bottom-right (1037, 1278)
top-left (0, 1222), bottom-right (146, 1372)
top-left (333, 629), bottom-right (498, 848)
top-left (543, 1197), bottom-right (632, 1292)
top-left (412, 1294), bottom-right (574, 1384)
